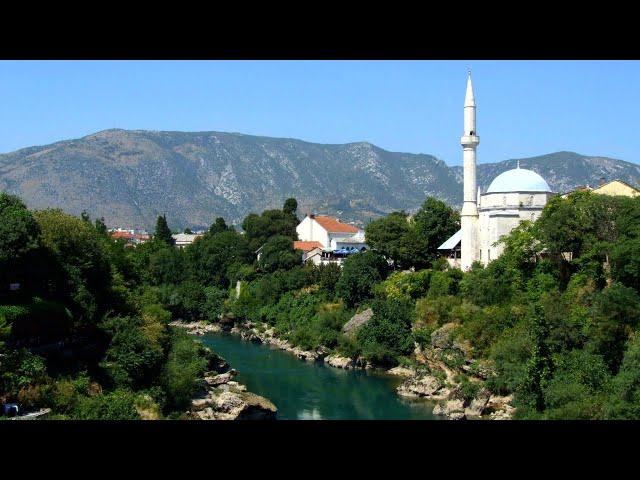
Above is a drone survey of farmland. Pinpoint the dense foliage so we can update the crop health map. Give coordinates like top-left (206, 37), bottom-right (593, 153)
top-left (4, 189), bottom-right (640, 420)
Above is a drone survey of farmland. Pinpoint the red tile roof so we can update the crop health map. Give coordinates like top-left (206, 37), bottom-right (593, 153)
top-left (111, 231), bottom-right (149, 242)
top-left (293, 240), bottom-right (324, 252)
top-left (312, 215), bottom-right (360, 234)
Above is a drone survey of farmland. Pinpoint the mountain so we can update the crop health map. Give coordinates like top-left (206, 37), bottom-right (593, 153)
top-left (0, 129), bottom-right (638, 230)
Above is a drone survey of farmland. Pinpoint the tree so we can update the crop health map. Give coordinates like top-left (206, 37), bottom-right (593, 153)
top-left (412, 197), bottom-right (460, 265)
top-left (365, 211), bottom-right (418, 269)
top-left (34, 209), bottom-right (113, 326)
top-left (94, 217), bottom-right (108, 236)
top-left (148, 246), bottom-right (186, 286)
top-left (242, 200), bottom-right (299, 251)
top-left (515, 305), bottom-right (553, 415)
top-left (186, 230), bottom-right (253, 288)
top-left (0, 193), bottom-right (41, 268)
top-left (99, 315), bottom-right (166, 389)
top-left (258, 235), bottom-right (301, 273)
top-left (183, 227), bottom-right (193, 234)
top-left (586, 282), bottom-right (640, 373)
top-left (605, 333), bottom-right (640, 419)
top-left (356, 298), bottom-right (415, 365)
top-left (336, 251), bottom-right (389, 307)
top-left (283, 197), bottom-right (298, 219)
top-left (209, 217), bottom-right (229, 235)
top-left (154, 215), bottom-right (175, 246)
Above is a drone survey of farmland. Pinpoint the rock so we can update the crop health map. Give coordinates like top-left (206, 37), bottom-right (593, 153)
top-left (215, 391), bottom-right (245, 412)
top-left (342, 308), bottom-right (373, 337)
top-left (430, 322), bottom-right (458, 349)
top-left (435, 399), bottom-right (465, 419)
top-left (403, 374), bottom-right (442, 397)
top-left (449, 412), bottom-right (466, 420)
top-left (191, 398), bottom-right (215, 411)
top-left (465, 388), bottom-right (491, 417)
top-left (236, 392), bottom-right (277, 420)
top-left (452, 339), bottom-right (473, 358)
top-left (387, 366), bottom-right (417, 378)
top-left (204, 370), bottom-right (236, 387)
top-left (325, 355), bottom-right (355, 369)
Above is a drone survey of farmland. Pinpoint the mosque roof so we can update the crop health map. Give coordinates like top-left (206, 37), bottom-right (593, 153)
top-left (437, 228), bottom-right (462, 250)
top-left (486, 167), bottom-right (551, 193)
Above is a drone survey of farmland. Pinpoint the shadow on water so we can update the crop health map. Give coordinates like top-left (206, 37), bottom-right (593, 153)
top-left (198, 332), bottom-right (436, 420)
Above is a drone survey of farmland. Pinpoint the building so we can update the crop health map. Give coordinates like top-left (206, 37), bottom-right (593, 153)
top-left (562, 179), bottom-right (640, 198)
top-left (438, 73), bottom-right (554, 270)
top-left (295, 214), bottom-right (367, 266)
top-left (172, 233), bottom-right (203, 248)
top-left (110, 229), bottom-right (150, 247)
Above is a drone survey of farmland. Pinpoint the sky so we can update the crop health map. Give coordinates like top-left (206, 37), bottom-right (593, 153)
top-left (0, 60), bottom-right (638, 166)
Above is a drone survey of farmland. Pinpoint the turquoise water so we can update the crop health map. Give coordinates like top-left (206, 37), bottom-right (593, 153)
top-left (198, 333), bottom-right (436, 420)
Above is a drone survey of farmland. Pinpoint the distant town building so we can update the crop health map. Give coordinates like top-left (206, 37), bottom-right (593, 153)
top-left (561, 179), bottom-right (640, 198)
top-left (438, 73), bottom-right (555, 270)
top-left (172, 233), bottom-right (203, 248)
top-left (295, 214), bottom-right (367, 266)
top-left (110, 229), bottom-right (150, 247)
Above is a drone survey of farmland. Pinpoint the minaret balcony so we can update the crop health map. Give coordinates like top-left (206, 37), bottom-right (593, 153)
top-left (460, 135), bottom-right (480, 147)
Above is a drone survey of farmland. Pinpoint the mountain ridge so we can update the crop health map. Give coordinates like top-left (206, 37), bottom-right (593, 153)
top-left (0, 128), bottom-right (638, 230)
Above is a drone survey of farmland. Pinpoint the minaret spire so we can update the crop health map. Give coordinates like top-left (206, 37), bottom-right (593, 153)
top-left (460, 72), bottom-right (480, 271)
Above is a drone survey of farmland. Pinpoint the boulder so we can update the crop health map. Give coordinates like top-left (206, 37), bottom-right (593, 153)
top-left (387, 366), bottom-right (418, 378)
top-left (214, 391), bottom-right (245, 412)
top-left (325, 355), bottom-right (355, 369)
top-left (236, 392), bottom-right (277, 420)
top-left (430, 322), bottom-right (458, 349)
top-left (342, 308), bottom-right (373, 337)
top-left (465, 387), bottom-right (491, 418)
top-left (405, 375), bottom-right (442, 397)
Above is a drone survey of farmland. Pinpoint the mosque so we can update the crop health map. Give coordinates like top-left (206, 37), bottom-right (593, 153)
top-left (438, 74), bottom-right (555, 270)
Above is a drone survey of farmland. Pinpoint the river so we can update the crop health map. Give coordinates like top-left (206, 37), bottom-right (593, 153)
top-left (198, 332), bottom-right (437, 420)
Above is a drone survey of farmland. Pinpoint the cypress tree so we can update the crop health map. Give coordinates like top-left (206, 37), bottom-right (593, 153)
top-left (155, 214), bottom-right (175, 246)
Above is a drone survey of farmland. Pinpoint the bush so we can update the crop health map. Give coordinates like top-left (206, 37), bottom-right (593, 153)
top-left (161, 329), bottom-right (208, 412)
top-left (73, 389), bottom-right (140, 420)
top-left (356, 298), bottom-right (414, 366)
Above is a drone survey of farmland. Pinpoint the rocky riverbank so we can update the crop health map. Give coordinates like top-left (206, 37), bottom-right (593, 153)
top-left (174, 318), bottom-right (515, 420)
top-left (394, 322), bottom-right (515, 420)
top-left (169, 320), bottom-right (222, 336)
top-left (169, 323), bottom-right (278, 420)
top-left (187, 368), bottom-right (277, 420)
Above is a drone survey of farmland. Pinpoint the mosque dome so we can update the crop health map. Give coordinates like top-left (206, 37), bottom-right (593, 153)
top-left (486, 167), bottom-right (551, 193)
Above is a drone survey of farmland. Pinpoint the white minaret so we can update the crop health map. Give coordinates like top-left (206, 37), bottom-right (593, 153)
top-left (460, 72), bottom-right (480, 271)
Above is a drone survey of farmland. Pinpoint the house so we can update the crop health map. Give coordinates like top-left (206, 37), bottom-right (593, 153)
top-left (110, 230), bottom-right (150, 247)
top-left (172, 233), bottom-right (203, 248)
top-left (295, 214), bottom-right (367, 266)
top-left (561, 179), bottom-right (640, 198)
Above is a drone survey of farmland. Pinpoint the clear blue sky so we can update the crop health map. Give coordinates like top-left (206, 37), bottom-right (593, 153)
top-left (0, 60), bottom-right (638, 166)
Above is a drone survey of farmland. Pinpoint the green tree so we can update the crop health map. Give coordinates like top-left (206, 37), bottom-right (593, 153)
top-left (336, 251), bottom-right (389, 307)
top-left (154, 215), bottom-right (175, 246)
top-left (605, 333), bottom-right (640, 419)
top-left (183, 227), bottom-right (193, 234)
top-left (241, 201), bottom-right (299, 252)
top-left (586, 282), bottom-right (640, 373)
top-left (283, 197), bottom-right (299, 219)
top-left (258, 235), bottom-right (301, 273)
top-left (34, 209), bottom-right (113, 326)
top-left (365, 211), bottom-right (418, 269)
top-left (412, 196), bottom-right (460, 265)
top-left (356, 298), bottom-right (415, 365)
top-left (0, 193), bottom-right (41, 269)
top-left (209, 217), bottom-right (229, 235)
top-left (187, 230), bottom-right (253, 288)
